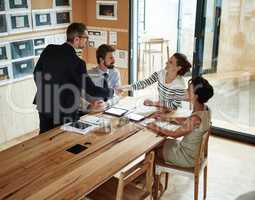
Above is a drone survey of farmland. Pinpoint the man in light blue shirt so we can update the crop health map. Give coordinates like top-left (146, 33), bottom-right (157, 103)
top-left (80, 44), bottom-right (121, 111)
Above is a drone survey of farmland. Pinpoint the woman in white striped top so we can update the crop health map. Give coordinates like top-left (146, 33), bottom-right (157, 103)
top-left (122, 53), bottom-right (192, 110)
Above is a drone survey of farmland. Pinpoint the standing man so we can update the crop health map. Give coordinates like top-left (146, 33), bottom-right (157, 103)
top-left (81, 44), bottom-right (121, 111)
top-left (33, 23), bottom-right (114, 134)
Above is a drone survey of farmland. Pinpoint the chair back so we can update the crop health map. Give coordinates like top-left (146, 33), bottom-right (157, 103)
top-left (194, 128), bottom-right (211, 172)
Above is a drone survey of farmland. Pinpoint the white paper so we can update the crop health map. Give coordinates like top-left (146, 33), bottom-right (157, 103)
top-left (109, 31), bottom-right (117, 45)
top-left (0, 69), bottom-right (3, 75)
top-left (88, 30), bottom-right (107, 48)
top-left (155, 121), bottom-right (180, 131)
top-left (14, 0), bottom-right (22, 5)
top-left (126, 113), bottom-right (144, 121)
top-left (15, 16), bottom-right (25, 28)
top-left (113, 50), bottom-right (128, 68)
top-left (39, 14), bottom-right (47, 23)
top-left (18, 44), bottom-right (26, 50)
top-left (20, 64), bottom-right (27, 69)
top-left (80, 115), bottom-right (104, 126)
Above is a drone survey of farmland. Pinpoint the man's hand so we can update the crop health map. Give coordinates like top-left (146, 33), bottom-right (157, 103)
top-left (143, 99), bottom-right (154, 106)
top-left (114, 87), bottom-right (124, 95)
top-left (88, 100), bottom-right (106, 111)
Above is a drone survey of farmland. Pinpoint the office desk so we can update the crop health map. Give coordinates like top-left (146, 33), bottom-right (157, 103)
top-left (0, 117), bottom-right (164, 200)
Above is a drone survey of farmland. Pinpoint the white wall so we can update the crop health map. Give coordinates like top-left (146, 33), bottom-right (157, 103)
top-left (0, 78), bottom-right (38, 144)
top-left (144, 0), bottom-right (179, 52)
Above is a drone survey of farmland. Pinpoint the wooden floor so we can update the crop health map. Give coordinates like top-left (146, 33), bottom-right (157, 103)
top-left (0, 132), bottom-right (254, 200)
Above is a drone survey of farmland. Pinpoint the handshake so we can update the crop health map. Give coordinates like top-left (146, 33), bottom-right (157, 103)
top-left (114, 85), bottom-right (133, 95)
top-left (88, 85), bottom-right (133, 111)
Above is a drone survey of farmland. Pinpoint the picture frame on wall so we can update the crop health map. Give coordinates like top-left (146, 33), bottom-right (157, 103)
top-left (12, 58), bottom-right (34, 78)
top-left (54, 10), bottom-right (71, 27)
top-left (53, 0), bottom-right (71, 9)
top-left (0, 14), bottom-right (8, 36)
top-left (8, 12), bottom-right (32, 33)
top-left (0, 64), bottom-right (10, 81)
top-left (0, 0), bottom-right (6, 11)
top-left (0, 43), bottom-right (11, 64)
top-left (96, 0), bottom-right (118, 21)
top-left (10, 39), bottom-right (34, 60)
top-left (8, 0), bottom-right (31, 11)
top-left (32, 10), bottom-right (53, 30)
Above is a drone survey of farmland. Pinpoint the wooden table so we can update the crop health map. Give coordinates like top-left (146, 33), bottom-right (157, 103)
top-left (0, 115), bottom-right (164, 200)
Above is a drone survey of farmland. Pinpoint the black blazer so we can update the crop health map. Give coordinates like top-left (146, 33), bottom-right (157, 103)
top-left (33, 43), bottom-right (113, 119)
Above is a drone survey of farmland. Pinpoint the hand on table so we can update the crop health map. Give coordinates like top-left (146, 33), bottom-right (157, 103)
top-left (88, 100), bottom-right (106, 112)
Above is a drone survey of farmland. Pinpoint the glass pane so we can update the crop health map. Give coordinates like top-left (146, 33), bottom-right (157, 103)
top-left (178, 0), bottom-right (197, 63)
top-left (204, 0), bottom-right (255, 135)
top-left (202, 0), bottom-right (215, 72)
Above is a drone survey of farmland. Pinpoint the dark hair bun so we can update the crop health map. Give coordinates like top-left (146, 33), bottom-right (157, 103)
top-left (173, 53), bottom-right (192, 76)
top-left (191, 77), bottom-right (214, 104)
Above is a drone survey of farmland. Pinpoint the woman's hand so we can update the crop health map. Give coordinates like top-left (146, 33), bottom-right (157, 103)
top-left (147, 123), bottom-right (167, 137)
top-left (151, 113), bottom-right (167, 121)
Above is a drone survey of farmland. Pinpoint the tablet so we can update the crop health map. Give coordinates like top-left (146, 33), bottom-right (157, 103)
top-left (126, 113), bottom-right (145, 122)
top-left (104, 107), bottom-right (128, 117)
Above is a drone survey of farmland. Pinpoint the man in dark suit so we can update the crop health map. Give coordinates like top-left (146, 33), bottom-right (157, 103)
top-left (33, 23), bottom-right (114, 134)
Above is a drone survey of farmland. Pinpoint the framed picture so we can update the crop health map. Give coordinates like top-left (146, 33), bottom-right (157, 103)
top-left (34, 38), bottom-right (46, 47)
top-left (32, 10), bottom-right (53, 30)
top-left (12, 58), bottom-right (34, 78)
top-left (34, 48), bottom-right (44, 56)
top-left (53, 0), bottom-right (71, 9)
top-left (0, 0), bottom-right (6, 11)
top-left (0, 65), bottom-right (10, 81)
top-left (8, 12), bottom-right (32, 33)
top-left (10, 40), bottom-right (34, 60)
top-left (8, 0), bottom-right (31, 11)
top-left (96, 0), bottom-right (117, 21)
top-left (0, 14), bottom-right (8, 36)
top-left (54, 10), bottom-right (71, 27)
top-left (0, 43), bottom-right (11, 64)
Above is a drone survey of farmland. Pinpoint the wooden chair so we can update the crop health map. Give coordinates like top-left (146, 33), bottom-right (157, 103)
top-left (154, 129), bottom-right (211, 200)
top-left (86, 151), bottom-right (155, 200)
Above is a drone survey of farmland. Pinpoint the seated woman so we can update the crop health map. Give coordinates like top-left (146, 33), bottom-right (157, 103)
top-left (147, 77), bottom-right (214, 167)
top-left (121, 53), bottom-right (191, 110)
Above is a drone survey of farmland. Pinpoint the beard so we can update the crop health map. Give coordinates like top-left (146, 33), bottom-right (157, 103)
top-left (107, 64), bottom-right (114, 69)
